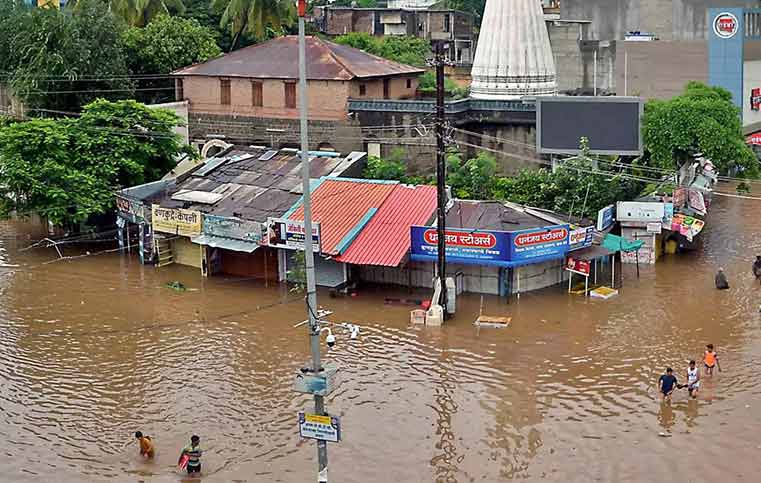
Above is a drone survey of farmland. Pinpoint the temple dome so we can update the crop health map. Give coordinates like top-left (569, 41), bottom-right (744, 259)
top-left (470, 0), bottom-right (557, 100)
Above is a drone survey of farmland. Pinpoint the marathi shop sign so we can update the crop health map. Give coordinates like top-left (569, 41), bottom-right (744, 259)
top-left (748, 132), bottom-right (761, 145)
top-left (566, 256), bottom-right (591, 276)
top-left (752, 88), bottom-right (761, 111)
top-left (203, 215), bottom-right (263, 244)
top-left (509, 225), bottom-right (570, 264)
top-left (411, 227), bottom-right (509, 265)
top-left (265, 217), bottom-right (321, 252)
top-left (569, 226), bottom-right (594, 251)
top-left (151, 205), bottom-right (202, 236)
top-left (116, 195), bottom-right (145, 223)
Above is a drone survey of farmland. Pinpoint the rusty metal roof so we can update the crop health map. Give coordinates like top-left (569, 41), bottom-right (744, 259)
top-left (336, 184), bottom-right (437, 267)
top-left (447, 200), bottom-right (551, 231)
top-left (144, 148), bottom-right (361, 223)
top-left (172, 35), bottom-right (425, 80)
top-left (287, 178), bottom-right (398, 256)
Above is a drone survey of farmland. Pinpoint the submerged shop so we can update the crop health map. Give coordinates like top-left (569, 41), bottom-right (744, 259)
top-left (410, 220), bottom-right (571, 297)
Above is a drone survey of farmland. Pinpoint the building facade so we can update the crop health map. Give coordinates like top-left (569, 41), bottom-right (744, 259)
top-left (313, 6), bottom-right (476, 65)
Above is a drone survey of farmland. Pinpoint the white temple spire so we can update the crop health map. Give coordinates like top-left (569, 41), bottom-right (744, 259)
top-left (470, 0), bottom-right (557, 100)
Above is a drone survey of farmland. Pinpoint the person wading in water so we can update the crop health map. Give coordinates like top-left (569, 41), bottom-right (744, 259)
top-left (753, 256), bottom-right (761, 284)
top-left (178, 435), bottom-right (203, 475)
top-left (715, 268), bottom-right (729, 290)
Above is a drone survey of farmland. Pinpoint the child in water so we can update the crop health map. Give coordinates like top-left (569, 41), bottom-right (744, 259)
top-left (686, 360), bottom-right (700, 398)
top-left (135, 431), bottom-right (154, 458)
top-left (703, 344), bottom-right (721, 376)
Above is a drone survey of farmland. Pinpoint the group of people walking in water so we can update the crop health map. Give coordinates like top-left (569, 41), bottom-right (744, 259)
top-left (658, 344), bottom-right (721, 402)
top-left (134, 432), bottom-right (203, 475)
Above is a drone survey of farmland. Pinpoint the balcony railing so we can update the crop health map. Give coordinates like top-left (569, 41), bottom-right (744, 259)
top-left (348, 98), bottom-right (535, 114)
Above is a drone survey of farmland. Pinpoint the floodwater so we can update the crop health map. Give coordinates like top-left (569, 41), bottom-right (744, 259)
top-left (1, 193), bottom-right (761, 483)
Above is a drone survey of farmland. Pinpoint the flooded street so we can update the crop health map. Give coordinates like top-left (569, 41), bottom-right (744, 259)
top-left (2, 193), bottom-right (761, 482)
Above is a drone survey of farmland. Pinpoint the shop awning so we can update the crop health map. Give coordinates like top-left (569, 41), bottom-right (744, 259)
top-left (191, 234), bottom-right (259, 253)
top-left (602, 234), bottom-right (644, 253)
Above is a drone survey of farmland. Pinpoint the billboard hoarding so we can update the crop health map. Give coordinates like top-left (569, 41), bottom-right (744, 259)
top-left (535, 96), bottom-right (643, 156)
top-left (569, 226), bottom-right (594, 251)
top-left (266, 218), bottom-right (321, 252)
top-left (566, 256), bottom-right (591, 276)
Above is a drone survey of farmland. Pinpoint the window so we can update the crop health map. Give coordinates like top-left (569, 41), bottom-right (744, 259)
top-left (359, 84), bottom-right (366, 96)
top-left (251, 81), bottom-right (263, 107)
top-left (176, 79), bottom-right (184, 101)
top-left (444, 14), bottom-right (450, 33)
top-left (284, 82), bottom-right (296, 108)
top-left (220, 79), bottom-right (231, 105)
top-left (406, 78), bottom-right (412, 89)
top-left (383, 78), bottom-right (390, 99)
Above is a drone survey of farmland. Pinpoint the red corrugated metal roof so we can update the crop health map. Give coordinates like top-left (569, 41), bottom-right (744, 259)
top-left (288, 179), bottom-right (397, 255)
top-left (336, 184), bottom-right (437, 267)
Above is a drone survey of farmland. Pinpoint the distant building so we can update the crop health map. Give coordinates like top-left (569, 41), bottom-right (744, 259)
top-left (171, 35), bottom-right (424, 152)
top-left (387, 0), bottom-right (438, 9)
top-left (313, 6), bottom-right (476, 65)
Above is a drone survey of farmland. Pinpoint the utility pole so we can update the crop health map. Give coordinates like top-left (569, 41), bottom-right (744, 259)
top-left (297, 0), bottom-right (328, 480)
top-left (434, 41), bottom-right (448, 317)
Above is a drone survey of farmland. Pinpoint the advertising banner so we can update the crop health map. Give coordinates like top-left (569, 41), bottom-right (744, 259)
top-left (265, 218), bottom-right (321, 252)
top-left (752, 88), bottom-right (761, 111)
top-left (116, 195), bottom-right (145, 224)
top-left (509, 225), bottom-right (570, 264)
top-left (596, 204), bottom-right (615, 231)
top-left (566, 256), bottom-right (591, 276)
top-left (569, 226), bottom-right (594, 251)
top-left (298, 412), bottom-right (341, 443)
top-left (410, 226), bottom-right (510, 265)
top-left (203, 215), bottom-right (263, 243)
top-left (151, 205), bottom-right (202, 237)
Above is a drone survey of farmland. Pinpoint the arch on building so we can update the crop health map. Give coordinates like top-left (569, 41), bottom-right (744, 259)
top-left (200, 139), bottom-right (233, 158)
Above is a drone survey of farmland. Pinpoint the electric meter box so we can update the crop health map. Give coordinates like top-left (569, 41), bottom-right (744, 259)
top-left (293, 362), bottom-right (341, 396)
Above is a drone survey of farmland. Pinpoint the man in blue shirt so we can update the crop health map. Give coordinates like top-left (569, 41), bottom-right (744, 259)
top-left (658, 368), bottom-right (678, 401)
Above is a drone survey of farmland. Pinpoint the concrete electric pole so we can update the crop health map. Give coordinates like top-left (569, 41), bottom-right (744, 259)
top-left (297, 0), bottom-right (329, 480)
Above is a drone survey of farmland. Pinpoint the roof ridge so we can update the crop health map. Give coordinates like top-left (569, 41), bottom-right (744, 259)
top-left (316, 37), bottom-right (358, 79)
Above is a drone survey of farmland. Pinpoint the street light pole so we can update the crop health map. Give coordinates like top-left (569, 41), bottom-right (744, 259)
top-left (297, 1), bottom-right (328, 480)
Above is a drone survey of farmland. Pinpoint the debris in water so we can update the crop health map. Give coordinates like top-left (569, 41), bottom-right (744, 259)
top-left (165, 281), bottom-right (187, 292)
top-left (658, 432), bottom-right (671, 438)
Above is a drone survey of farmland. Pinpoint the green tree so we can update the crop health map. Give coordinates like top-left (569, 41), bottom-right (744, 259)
top-left (446, 151), bottom-right (496, 200)
top-left (417, 71), bottom-right (468, 98)
top-left (643, 81), bottom-right (759, 177)
top-left (0, 99), bottom-right (189, 226)
top-left (212, 0), bottom-right (295, 50)
top-left (364, 153), bottom-right (406, 181)
top-left (6, 0), bottom-right (133, 112)
top-left (442, 0), bottom-right (486, 22)
top-left (106, 0), bottom-right (186, 27)
top-left (122, 15), bottom-right (221, 103)
top-left (334, 32), bottom-right (430, 67)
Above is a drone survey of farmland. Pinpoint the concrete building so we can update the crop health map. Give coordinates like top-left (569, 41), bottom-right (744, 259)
top-left (470, 0), bottom-right (557, 99)
top-left (172, 35), bottom-right (424, 152)
top-left (313, 6), bottom-right (476, 65)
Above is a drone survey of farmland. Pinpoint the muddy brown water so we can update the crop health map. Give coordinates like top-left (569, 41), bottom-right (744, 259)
top-left (2, 194), bottom-right (761, 482)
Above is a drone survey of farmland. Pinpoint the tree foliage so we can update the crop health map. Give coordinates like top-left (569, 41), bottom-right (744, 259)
top-left (2, 0), bottom-right (133, 112)
top-left (446, 151), bottom-right (496, 200)
top-left (643, 81), bottom-right (758, 177)
top-left (211, 0), bottom-right (295, 50)
top-left (105, 0), bottom-right (186, 27)
top-left (417, 71), bottom-right (468, 99)
top-left (0, 99), bottom-right (189, 226)
top-left (442, 0), bottom-right (486, 22)
top-left (123, 15), bottom-right (221, 75)
top-left (334, 32), bottom-right (430, 67)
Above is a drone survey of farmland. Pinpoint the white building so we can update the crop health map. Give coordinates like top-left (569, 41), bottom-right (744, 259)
top-left (470, 0), bottom-right (557, 99)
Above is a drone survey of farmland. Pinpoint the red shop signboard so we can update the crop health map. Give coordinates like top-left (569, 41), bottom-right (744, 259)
top-left (566, 256), bottom-right (591, 276)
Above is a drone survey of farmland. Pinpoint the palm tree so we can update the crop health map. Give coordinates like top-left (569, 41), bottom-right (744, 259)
top-left (211, 0), bottom-right (295, 50)
top-left (69, 0), bottom-right (186, 27)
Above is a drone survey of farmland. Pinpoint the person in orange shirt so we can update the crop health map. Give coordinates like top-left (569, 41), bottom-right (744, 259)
top-left (703, 344), bottom-right (721, 376)
top-left (135, 431), bottom-right (155, 458)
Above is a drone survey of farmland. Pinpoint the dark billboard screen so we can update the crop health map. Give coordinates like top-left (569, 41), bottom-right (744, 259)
top-left (536, 96), bottom-right (643, 155)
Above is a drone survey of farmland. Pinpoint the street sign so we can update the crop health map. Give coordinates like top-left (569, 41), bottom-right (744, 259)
top-left (298, 412), bottom-right (341, 443)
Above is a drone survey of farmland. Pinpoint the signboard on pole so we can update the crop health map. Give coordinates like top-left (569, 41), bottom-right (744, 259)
top-left (569, 226), bottom-right (594, 251)
top-left (298, 413), bottom-right (341, 443)
top-left (265, 218), bottom-right (321, 252)
top-left (566, 256), bottom-right (591, 276)
top-left (116, 196), bottom-right (145, 223)
top-left (410, 226), bottom-right (510, 266)
top-left (596, 204), bottom-right (615, 231)
top-left (508, 225), bottom-right (570, 264)
top-left (203, 214), bottom-right (263, 243)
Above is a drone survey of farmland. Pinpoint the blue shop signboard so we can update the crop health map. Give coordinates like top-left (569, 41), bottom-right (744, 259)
top-left (508, 225), bottom-right (570, 264)
top-left (569, 226), bottom-right (594, 251)
top-left (410, 226), bottom-right (510, 266)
